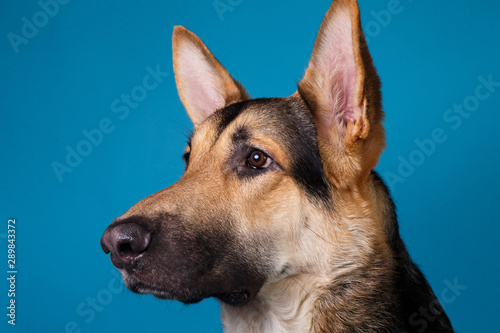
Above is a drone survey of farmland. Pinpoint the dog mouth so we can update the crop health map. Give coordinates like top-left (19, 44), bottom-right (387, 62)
top-left (213, 291), bottom-right (251, 306)
top-left (126, 276), bottom-right (252, 306)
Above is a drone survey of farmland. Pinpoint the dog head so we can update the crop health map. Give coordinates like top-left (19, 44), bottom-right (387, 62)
top-left (101, 0), bottom-right (386, 307)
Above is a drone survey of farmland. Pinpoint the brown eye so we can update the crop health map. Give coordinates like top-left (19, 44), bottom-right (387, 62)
top-left (182, 145), bottom-right (191, 166)
top-left (247, 150), bottom-right (268, 169)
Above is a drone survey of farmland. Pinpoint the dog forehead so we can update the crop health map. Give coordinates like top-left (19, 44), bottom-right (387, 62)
top-left (206, 97), bottom-right (316, 144)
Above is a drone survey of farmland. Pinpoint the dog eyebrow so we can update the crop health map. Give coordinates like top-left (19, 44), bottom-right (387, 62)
top-left (231, 127), bottom-right (250, 144)
top-left (213, 101), bottom-right (248, 145)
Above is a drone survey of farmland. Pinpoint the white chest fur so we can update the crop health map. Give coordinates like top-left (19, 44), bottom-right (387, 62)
top-left (221, 276), bottom-right (326, 333)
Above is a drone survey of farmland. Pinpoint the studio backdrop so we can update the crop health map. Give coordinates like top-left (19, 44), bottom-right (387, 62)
top-left (1, 0), bottom-right (499, 332)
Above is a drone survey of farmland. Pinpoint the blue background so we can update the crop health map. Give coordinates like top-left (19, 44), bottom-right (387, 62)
top-left (1, 0), bottom-right (499, 332)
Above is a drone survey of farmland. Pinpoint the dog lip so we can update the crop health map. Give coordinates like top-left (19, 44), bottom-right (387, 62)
top-left (180, 297), bottom-right (204, 304)
top-left (213, 291), bottom-right (251, 306)
top-left (127, 279), bottom-right (206, 303)
top-left (128, 281), bottom-right (172, 299)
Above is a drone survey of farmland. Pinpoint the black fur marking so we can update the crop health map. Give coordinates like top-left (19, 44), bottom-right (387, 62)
top-left (289, 141), bottom-right (330, 201)
top-left (231, 127), bottom-right (250, 144)
top-left (214, 102), bottom-right (248, 144)
top-left (371, 171), bottom-right (454, 332)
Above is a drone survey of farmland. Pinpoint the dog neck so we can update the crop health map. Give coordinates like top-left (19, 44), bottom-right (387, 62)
top-left (220, 262), bottom-right (397, 333)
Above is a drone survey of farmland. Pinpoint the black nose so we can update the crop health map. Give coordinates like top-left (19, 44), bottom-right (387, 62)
top-left (101, 222), bottom-right (152, 270)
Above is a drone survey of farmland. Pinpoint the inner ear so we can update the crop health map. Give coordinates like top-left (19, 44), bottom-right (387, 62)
top-left (317, 9), bottom-right (359, 129)
top-left (172, 26), bottom-right (249, 126)
top-left (296, 0), bottom-right (385, 184)
top-left (297, 0), bottom-right (367, 146)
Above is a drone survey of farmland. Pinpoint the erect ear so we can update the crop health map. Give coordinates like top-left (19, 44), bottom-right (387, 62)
top-left (297, 0), bottom-right (385, 186)
top-left (172, 26), bottom-right (249, 126)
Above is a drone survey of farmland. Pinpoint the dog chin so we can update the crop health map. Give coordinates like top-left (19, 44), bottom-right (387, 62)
top-left (124, 276), bottom-right (252, 306)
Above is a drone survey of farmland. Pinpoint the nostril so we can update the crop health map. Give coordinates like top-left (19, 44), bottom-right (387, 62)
top-left (118, 242), bottom-right (134, 255)
top-left (101, 222), bottom-right (152, 269)
top-left (114, 226), bottom-right (151, 254)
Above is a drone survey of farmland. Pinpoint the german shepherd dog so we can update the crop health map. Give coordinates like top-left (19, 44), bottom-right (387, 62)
top-left (101, 0), bottom-right (454, 331)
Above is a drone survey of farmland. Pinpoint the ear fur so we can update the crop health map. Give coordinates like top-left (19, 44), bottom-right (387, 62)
top-left (297, 0), bottom-right (385, 187)
top-left (172, 26), bottom-right (249, 126)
